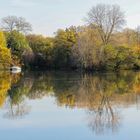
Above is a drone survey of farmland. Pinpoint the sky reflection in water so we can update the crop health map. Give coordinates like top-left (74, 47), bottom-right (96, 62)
top-left (0, 71), bottom-right (140, 140)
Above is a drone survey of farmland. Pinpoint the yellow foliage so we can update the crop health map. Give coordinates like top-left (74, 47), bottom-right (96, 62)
top-left (0, 31), bottom-right (11, 69)
top-left (0, 73), bottom-right (11, 107)
top-left (0, 31), bottom-right (7, 48)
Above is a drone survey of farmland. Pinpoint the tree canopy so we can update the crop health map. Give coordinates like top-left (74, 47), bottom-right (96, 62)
top-left (1, 16), bottom-right (32, 34)
top-left (87, 4), bottom-right (125, 45)
top-left (0, 31), bottom-right (11, 69)
top-left (0, 4), bottom-right (140, 71)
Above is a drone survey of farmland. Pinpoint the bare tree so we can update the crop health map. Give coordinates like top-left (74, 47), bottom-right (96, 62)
top-left (72, 26), bottom-right (102, 69)
top-left (1, 16), bottom-right (32, 34)
top-left (136, 26), bottom-right (140, 47)
top-left (87, 4), bottom-right (126, 45)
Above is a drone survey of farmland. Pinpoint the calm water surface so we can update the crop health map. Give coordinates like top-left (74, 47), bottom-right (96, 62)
top-left (0, 71), bottom-right (140, 140)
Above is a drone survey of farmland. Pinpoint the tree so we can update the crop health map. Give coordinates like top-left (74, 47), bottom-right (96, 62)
top-left (87, 4), bottom-right (125, 45)
top-left (136, 26), bottom-right (140, 47)
top-left (5, 31), bottom-right (32, 66)
top-left (26, 34), bottom-right (54, 68)
top-left (1, 16), bottom-right (32, 34)
top-left (0, 31), bottom-right (11, 69)
top-left (27, 34), bottom-right (53, 54)
top-left (104, 45), bottom-right (139, 70)
top-left (72, 26), bottom-right (102, 70)
top-left (52, 28), bottom-right (77, 69)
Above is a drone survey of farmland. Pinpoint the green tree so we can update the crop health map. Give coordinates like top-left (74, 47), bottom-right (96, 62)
top-left (104, 45), bottom-right (139, 70)
top-left (26, 34), bottom-right (54, 68)
top-left (52, 28), bottom-right (77, 69)
top-left (5, 31), bottom-right (32, 67)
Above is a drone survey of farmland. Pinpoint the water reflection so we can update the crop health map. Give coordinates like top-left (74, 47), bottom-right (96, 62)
top-left (0, 71), bottom-right (140, 134)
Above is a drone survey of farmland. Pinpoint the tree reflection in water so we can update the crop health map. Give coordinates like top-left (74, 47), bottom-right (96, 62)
top-left (0, 71), bottom-right (140, 133)
top-left (87, 94), bottom-right (121, 134)
top-left (4, 99), bottom-right (31, 119)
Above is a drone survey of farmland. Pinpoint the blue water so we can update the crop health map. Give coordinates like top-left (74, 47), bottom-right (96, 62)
top-left (0, 71), bottom-right (140, 140)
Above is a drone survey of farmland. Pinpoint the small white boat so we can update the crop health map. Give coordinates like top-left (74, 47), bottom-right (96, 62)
top-left (10, 66), bottom-right (21, 73)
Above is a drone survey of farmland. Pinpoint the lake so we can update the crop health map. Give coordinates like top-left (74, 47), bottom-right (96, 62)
top-left (0, 71), bottom-right (140, 140)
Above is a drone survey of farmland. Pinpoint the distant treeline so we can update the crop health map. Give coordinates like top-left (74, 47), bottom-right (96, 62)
top-left (1, 4), bottom-right (140, 71)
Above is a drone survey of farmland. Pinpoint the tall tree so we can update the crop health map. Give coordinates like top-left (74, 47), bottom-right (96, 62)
top-left (72, 26), bottom-right (102, 69)
top-left (87, 4), bottom-right (126, 45)
top-left (1, 16), bottom-right (32, 34)
top-left (52, 28), bottom-right (77, 69)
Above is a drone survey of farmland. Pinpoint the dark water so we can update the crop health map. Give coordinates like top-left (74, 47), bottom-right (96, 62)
top-left (0, 71), bottom-right (140, 140)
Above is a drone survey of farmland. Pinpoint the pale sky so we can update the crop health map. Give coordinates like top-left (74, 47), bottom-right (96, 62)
top-left (0, 0), bottom-right (140, 36)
